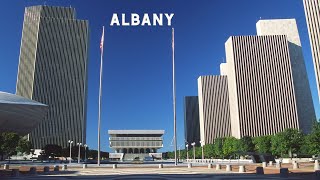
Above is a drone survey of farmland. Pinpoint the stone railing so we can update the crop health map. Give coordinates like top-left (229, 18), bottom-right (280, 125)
top-left (184, 158), bottom-right (253, 164)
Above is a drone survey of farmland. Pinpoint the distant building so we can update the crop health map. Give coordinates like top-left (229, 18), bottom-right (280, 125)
top-left (16, 6), bottom-right (89, 148)
top-left (108, 130), bottom-right (164, 160)
top-left (303, 0), bottom-right (320, 102)
top-left (198, 75), bottom-right (231, 144)
top-left (0, 91), bottom-right (48, 135)
top-left (184, 96), bottom-right (200, 146)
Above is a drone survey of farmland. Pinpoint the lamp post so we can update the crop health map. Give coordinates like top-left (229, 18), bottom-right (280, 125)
top-left (186, 144), bottom-right (189, 160)
top-left (191, 142), bottom-right (196, 160)
top-left (68, 140), bottom-right (73, 164)
top-left (84, 144), bottom-right (88, 161)
top-left (200, 141), bottom-right (204, 160)
top-left (178, 145), bottom-right (182, 162)
top-left (77, 142), bottom-right (82, 164)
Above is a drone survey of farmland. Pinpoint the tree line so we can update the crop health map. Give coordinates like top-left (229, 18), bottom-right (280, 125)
top-left (41, 144), bottom-right (109, 160)
top-left (0, 132), bottom-right (108, 161)
top-left (168, 122), bottom-right (320, 159)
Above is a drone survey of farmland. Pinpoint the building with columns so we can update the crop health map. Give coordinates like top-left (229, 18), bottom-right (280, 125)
top-left (108, 130), bottom-right (164, 160)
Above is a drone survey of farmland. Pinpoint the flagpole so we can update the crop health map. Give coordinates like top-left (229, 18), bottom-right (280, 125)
top-left (98, 26), bottom-right (104, 166)
top-left (172, 28), bottom-right (177, 166)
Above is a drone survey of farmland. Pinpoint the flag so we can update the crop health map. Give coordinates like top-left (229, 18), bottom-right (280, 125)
top-left (100, 26), bottom-right (105, 52)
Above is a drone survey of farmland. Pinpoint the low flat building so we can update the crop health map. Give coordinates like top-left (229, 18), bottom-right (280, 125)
top-left (108, 130), bottom-right (164, 160)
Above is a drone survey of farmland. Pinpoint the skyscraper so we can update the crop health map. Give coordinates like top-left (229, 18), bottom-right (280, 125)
top-left (225, 35), bottom-right (299, 138)
top-left (223, 19), bottom-right (315, 138)
top-left (184, 96), bottom-right (200, 146)
top-left (303, 0), bottom-right (320, 102)
top-left (198, 75), bottom-right (231, 144)
top-left (256, 19), bottom-right (315, 133)
top-left (16, 6), bottom-right (89, 148)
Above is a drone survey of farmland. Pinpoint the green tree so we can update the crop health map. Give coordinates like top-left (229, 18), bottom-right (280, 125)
top-left (214, 138), bottom-right (224, 158)
top-left (282, 128), bottom-right (304, 157)
top-left (306, 121), bottom-right (320, 155)
top-left (0, 132), bottom-right (20, 160)
top-left (253, 136), bottom-right (271, 153)
top-left (223, 137), bottom-right (238, 158)
top-left (16, 138), bottom-right (32, 155)
top-left (204, 144), bottom-right (215, 159)
top-left (239, 136), bottom-right (254, 153)
top-left (271, 132), bottom-right (286, 156)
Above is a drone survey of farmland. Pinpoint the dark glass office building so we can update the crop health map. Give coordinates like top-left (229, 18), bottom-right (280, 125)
top-left (16, 6), bottom-right (89, 148)
top-left (184, 96), bottom-right (200, 146)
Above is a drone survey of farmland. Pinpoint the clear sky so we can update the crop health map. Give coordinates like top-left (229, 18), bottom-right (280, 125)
top-left (0, 0), bottom-right (319, 152)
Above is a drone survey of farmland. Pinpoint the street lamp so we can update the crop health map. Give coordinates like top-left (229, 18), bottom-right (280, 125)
top-left (200, 141), bottom-right (204, 160)
top-left (191, 142), bottom-right (196, 160)
top-left (84, 144), bottom-right (88, 161)
top-left (186, 144), bottom-right (189, 160)
top-left (77, 142), bottom-right (82, 164)
top-left (68, 140), bottom-right (73, 164)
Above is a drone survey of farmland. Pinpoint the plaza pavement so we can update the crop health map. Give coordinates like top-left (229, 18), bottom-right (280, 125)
top-left (3, 163), bottom-right (316, 180)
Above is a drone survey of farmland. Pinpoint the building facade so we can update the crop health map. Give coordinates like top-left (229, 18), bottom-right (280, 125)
top-left (303, 0), bottom-right (320, 102)
top-left (256, 19), bottom-right (315, 133)
top-left (108, 130), bottom-right (164, 160)
top-left (108, 130), bottom-right (164, 153)
top-left (184, 96), bottom-right (200, 146)
top-left (198, 75), bottom-right (231, 144)
top-left (225, 35), bottom-right (300, 138)
top-left (16, 6), bottom-right (89, 148)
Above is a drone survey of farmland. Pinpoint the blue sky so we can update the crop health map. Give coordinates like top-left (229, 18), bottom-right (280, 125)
top-left (0, 0), bottom-right (319, 152)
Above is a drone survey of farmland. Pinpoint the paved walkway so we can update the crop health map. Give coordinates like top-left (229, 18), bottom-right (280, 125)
top-left (6, 167), bottom-right (308, 180)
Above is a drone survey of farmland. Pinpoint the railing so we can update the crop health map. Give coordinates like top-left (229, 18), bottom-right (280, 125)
top-left (110, 141), bottom-right (163, 148)
top-left (109, 137), bottom-right (163, 141)
top-left (184, 159), bottom-right (253, 164)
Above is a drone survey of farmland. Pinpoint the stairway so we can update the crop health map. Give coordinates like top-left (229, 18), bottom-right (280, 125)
top-left (123, 153), bottom-right (149, 161)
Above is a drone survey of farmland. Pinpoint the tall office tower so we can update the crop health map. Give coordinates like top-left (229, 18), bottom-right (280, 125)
top-left (184, 96), bottom-right (200, 146)
top-left (198, 75), bottom-right (231, 145)
top-left (16, 6), bottom-right (89, 148)
top-left (303, 0), bottom-right (320, 102)
top-left (225, 35), bottom-right (299, 138)
top-left (256, 19), bottom-right (315, 133)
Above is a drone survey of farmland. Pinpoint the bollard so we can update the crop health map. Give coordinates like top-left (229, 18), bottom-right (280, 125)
top-left (113, 164), bottom-right (117, 169)
top-left (208, 164), bottom-right (213, 169)
top-left (276, 162), bottom-right (282, 168)
top-left (11, 169), bottom-right (19, 177)
top-left (83, 164), bottom-right (87, 169)
top-left (159, 164), bottom-right (163, 169)
top-left (43, 166), bottom-right (50, 173)
top-left (53, 165), bottom-right (59, 172)
top-left (226, 165), bottom-right (232, 172)
top-left (216, 164), bottom-right (221, 170)
top-left (256, 167), bottom-right (264, 175)
top-left (239, 165), bottom-right (245, 173)
top-left (262, 162), bottom-right (267, 168)
top-left (188, 163), bottom-right (192, 168)
top-left (29, 167), bottom-right (37, 175)
top-left (315, 160), bottom-right (320, 170)
top-left (62, 164), bottom-right (67, 171)
top-left (269, 161), bottom-right (273, 166)
top-left (280, 168), bottom-right (289, 178)
top-left (293, 162), bottom-right (299, 169)
top-left (4, 164), bottom-right (9, 170)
